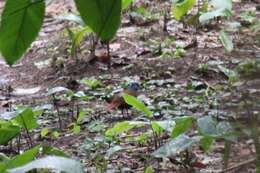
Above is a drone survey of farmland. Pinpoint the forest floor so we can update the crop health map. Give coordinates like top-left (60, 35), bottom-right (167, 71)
top-left (0, 0), bottom-right (260, 172)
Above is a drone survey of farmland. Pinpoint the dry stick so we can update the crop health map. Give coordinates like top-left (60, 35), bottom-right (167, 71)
top-left (218, 158), bottom-right (255, 173)
top-left (16, 134), bottom-right (21, 153)
top-left (52, 95), bottom-right (62, 129)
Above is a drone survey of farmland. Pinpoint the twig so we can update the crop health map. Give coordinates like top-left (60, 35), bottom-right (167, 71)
top-left (218, 158), bottom-right (255, 173)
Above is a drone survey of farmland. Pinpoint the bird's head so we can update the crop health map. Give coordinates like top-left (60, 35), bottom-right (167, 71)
top-left (128, 82), bottom-right (140, 92)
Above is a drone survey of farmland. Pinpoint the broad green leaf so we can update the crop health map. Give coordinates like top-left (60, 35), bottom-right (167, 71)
top-left (199, 8), bottom-right (230, 24)
top-left (8, 156), bottom-right (84, 173)
top-left (42, 146), bottom-right (69, 158)
top-left (11, 108), bottom-right (38, 130)
top-left (71, 26), bottom-right (93, 58)
top-left (172, 0), bottom-right (196, 20)
top-left (123, 94), bottom-right (153, 117)
top-left (0, 122), bottom-right (20, 145)
top-left (72, 125), bottom-right (81, 134)
top-left (7, 145), bottom-right (40, 169)
top-left (82, 78), bottom-right (101, 89)
top-left (200, 136), bottom-right (213, 152)
top-left (75, 0), bottom-right (121, 42)
top-left (171, 116), bottom-right (193, 138)
top-left (144, 166), bottom-right (154, 173)
top-left (219, 30), bottom-right (234, 53)
top-left (122, 0), bottom-right (133, 10)
top-left (151, 122), bottom-right (163, 136)
top-left (40, 128), bottom-right (49, 137)
top-left (152, 121), bottom-right (175, 134)
top-left (152, 134), bottom-right (200, 158)
top-left (0, 0), bottom-right (45, 65)
top-left (197, 116), bottom-right (235, 140)
top-left (52, 131), bottom-right (60, 138)
top-left (105, 121), bottom-right (135, 137)
top-left (199, 0), bottom-right (232, 24)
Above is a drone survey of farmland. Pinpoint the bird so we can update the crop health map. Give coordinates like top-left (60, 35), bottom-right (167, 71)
top-left (107, 82), bottom-right (140, 117)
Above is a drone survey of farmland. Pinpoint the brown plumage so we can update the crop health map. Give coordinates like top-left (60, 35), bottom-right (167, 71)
top-left (107, 83), bottom-right (140, 116)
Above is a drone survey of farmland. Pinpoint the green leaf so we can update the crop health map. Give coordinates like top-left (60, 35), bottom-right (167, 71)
top-left (171, 116), bottom-right (193, 138)
top-left (219, 30), bottom-right (234, 53)
top-left (200, 136), bottom-right (213, 152)
top-left (197, 116), bottom-right (235, 140)
top-left (151, 122), bottom-right (163, 136)
top-left (152, 134), bottom-right (200, 158)
top-left (122, 0), bottom-right (133, 10)
top-left (41, 146), bottom-right (69, 158)
top-left (74, 0), bottom-right (121, 42)
top-left (40, 128), bottom-right (49, 137)
top-left (0, 0), bottom-right (45, 65)
top-left (144, 166), bottom-right (154, 173)
top-left (0, 121), bottom-right (20, 145)
top-left (52, 131), bottom-right (60, 138)
top-left (199, 0), bottom-right (232, 24)
top-left (151, 121), bottom-right (175, 134)
top-left (82, 78), bottom-right (101, 89)
top-left (11, 108), bottom-right (38, 130)
top-left (8, 156), bottom-right (84, 173)
top-left (172, 0), bottom-right (196, 20)
top-left (105, 121), bottom-right (135, 137)
top-left (70, 26), bottom-right (93, 58)
top-left (7, 145), bottom-right (40, 169)
top-left (123, 94), bottom-right (153, 117)
top-left (72, 125), bottom-right (81, 134)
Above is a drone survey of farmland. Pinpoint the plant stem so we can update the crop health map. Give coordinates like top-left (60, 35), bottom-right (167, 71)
top-left (20, 114), bottom-right (33, 148)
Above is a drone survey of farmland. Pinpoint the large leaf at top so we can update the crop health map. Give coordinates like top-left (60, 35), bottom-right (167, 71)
top-left (0, 0), bottom-right (45, 65)
top-left (8, 156), bottom-right (84, 173)
top-left (11, 108), bottom-right (38, 130)
top-left (74, 0), bottom-right (121, 42)
top-left (172, 0), bottom-right (196, 20)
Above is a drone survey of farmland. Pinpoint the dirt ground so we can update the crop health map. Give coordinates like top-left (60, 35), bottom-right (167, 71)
top-left (0, 0), bottom-right (260, 172)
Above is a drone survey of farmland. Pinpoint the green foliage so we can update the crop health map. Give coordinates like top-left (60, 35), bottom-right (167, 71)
top-left (8, 156), bottom-right (84, 173)
top-left (74, 0), bottom-right (122, 42)
top-left (66, 26), bottom-right (93, 58)
top-left (123, 94), bottom-right (153, 117)
top-left (11, 108), bottom-right (38, 130)
top-left (144, 166), bottom-right (154, 173)
top-left (219, 30), bottom-right (234, 53)
top-left (172, 0), bottom-right (196, 20)
top-left (152, 134), bottom-right (200, 158)
top-left (171, 116), bottom-right (193, 138)
top-left (0, 0), bottom-right (45, 65)
top-left (0, 121), bottom-right (20, 145)
top-left (82, 78), bottom-right (102, 89)
top-left (122, 0), bottom-right (133, 10)
top-left (197, 116), bottom-right (235, 140)
top-left (199, 0), bottom-right (232, 24)
top-left (5, 145), bottom-right (40, 170)
top-left (105, 121), bottom-right (135, 138)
